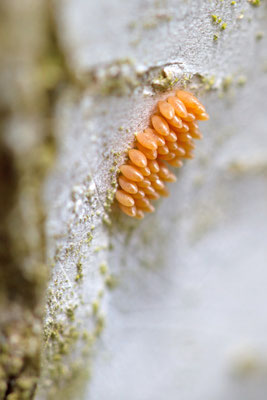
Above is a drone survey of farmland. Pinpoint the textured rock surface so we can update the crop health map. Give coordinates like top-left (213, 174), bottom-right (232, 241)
top-left (30, 0), bottom-right (267, 399)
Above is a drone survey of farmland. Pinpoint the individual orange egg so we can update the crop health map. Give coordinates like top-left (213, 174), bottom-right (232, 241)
top-left (128, 159), bottom-right (150, 175)
top-left (183, 151), bottom-right (195, 159)
top-left (147, 160), bottom-right (159, 173)
top-left (136, 142), bottom-right (158, 160)
top-left (177, 140), bottom-right (195, 151)
top-left (184, 140), bottom-right (196, 150)
top-left (146, 191), bottom-right (160, 200)
top-left (132, 189), bottom-right (145, 199)
top-left (190, 130), bottom-right (203, 140)
top-left (148, 173), bottom-right (159, 182)
top-left (168, 158), bottom-right (184, 167)
top-left (164, 172), bottom-right (177, 182)
top-left (187, 121), bottom-right (199, 132)
top-left (119, 204), bottom-right (137, 217)
top-left (166, 141), bottom-right (185, 157)
top-left (151, 115), bottom-right (170, 136)
top-left (197, 113), bottom-right (209, 121)
top-left (142, 185), bottom-right (157, 196)
top-left (173, 146), bottom-right (186, 157)
top-left (127, 160), bottom-right (145, 171)
top-left (157, 162), bottom-right (171, 179)
top-left (166, 141), bottom-right (179, 152)
top-left (144, 128), bottom-right (166, 147)
top-left (142, 203), bottom-right (155, 213)
top-left (176, 90), bottom-right (206, 114)
top-left (164, 131), bottom-right (178, 143)
top-left (158, 167), bottom-right (177, 181)
top-left (157, 187), bottom-right (170, 197)
top-left (134, 197), bottom-right (151, 208)
top-left (158, 100), bottom-right (175, 120)
top-left (116, 190), bottom-right (135, 207)
top-left (182, 112), bottom-right (195, 122)
top-left (139, 166), bottom-right (151, 176)
top-left (158, 152), bottom-right (176, 161)
top-left (138, 178), bottom-right (152, 188)
top-left (120, 165), bottom-right (144, 182)
top-left (173, 122), bottom-right (190, 133)
top-left (175, 132), bottom-right (192, 142)
top-left (136, 131), bottom-right (158, 150)
top-left (128, 149), bottom-right (147, 168)
top-left (157, 145), bottom-right (169, 155)
top-left (167, 115), bottom-right (183, 129)
top-left (119, 176), bottom-right (138, 194)
top-left (167, 96), bottom-right (188, 118)
top-left (152, 179), bottom-right (165, 191)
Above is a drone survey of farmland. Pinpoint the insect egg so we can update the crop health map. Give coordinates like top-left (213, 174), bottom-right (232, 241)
top-left (157, 145), bottom-right (169, 155)
top-left (138, 178), bottom-right (152, 188)
top-left (119, 204), bottom-right (137, 217)
top-left (115, 90), bottom-right (209, 218)
top-left (135, 197), bottom-right (151, 208)
top-left (167, 96), bottom-right (188, 118)
top-left (132, 189), bottom-right (145, 199)
top-left (168, 158), bottom-right (184, 168)
top-left (165, 131), bottom-right (177, 142)
top-left (146, 191), bottom-right (160, 200)
top-left (128, 149), bottom-right (147, 168)
top-left (151, 115), bottom-right (170, 136)
top-left (118, 176), bottom-right (138, 194)
top-left (120, 165), bottom-right (144, 182)
top-left (142, 203), bottom-right (155, 213)
top-left (136, 142), bottom-right (158, 160)
top-left (144, 128), bottom-right (166, 147)
top-left (158, 101), bottom-right (175, 120)
top-left (136, 131), bottom-right (158, 150)
top-left (147, 160), bottom-right (160, 173)
top-left (115, 190), bottom-right (135, 207)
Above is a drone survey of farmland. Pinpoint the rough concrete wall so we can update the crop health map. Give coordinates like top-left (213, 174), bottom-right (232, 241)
top-left (2, 0), bottom-right (266, 399)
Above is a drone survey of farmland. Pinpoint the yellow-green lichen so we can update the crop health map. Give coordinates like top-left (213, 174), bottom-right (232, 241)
top-left (65, 305), bottom-right (77, 322)
top-left (94, 315), bottom-right (105, 337)
top-left (102, 215), bottom-right (112, 226)
top-left (237, 75), bottom-right (247, 86)
top-left (255, 32), bottom-right (264, 41)
top-left (222, 75), bottom-right (233, 92)
top-left (99, 261), bottom-right (108, 275)
top-left (92, 300), bottom-right (100, 315)
top-left (105, 275), bottom-right (118, 290)
top-left (86, 232), bottom-right (93, 245)
top-left (151, 69), bottom-right (179, 92)
top-left (200, 75), bottom-right (216, 91)
top-left (75, 260), bottom-right (83, 282)
top-left (248, 0), bottom-right (261, 6)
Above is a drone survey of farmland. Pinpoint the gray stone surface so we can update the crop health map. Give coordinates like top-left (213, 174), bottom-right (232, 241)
top-left (40, 0), bottom-right (267, 399)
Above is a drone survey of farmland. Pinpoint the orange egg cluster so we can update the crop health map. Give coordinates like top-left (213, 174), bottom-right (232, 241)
top-left (116, 90), bottom-right (209, 219)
